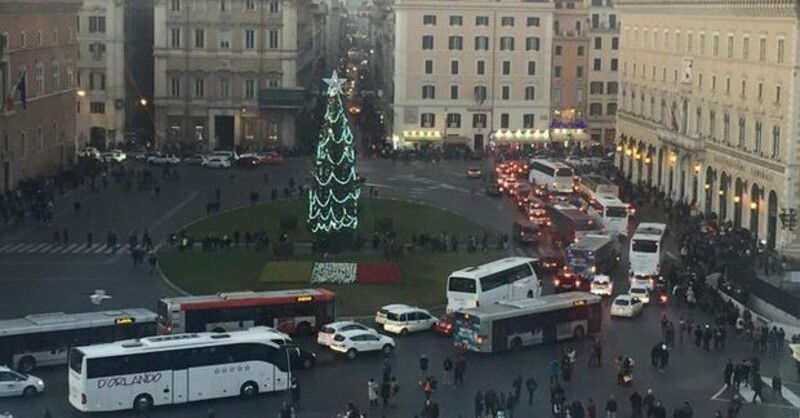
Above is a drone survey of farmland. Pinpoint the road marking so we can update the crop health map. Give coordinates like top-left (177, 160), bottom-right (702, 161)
top-left (666, 251), bottom-right (679, 260)
top-left (5, 243), bottom-right (26, 252)
top-left (93, 244), bottom-right (109, 254)
top-left (0, 243), bottom-right (15, 252)
top-left (711, 384), bottom-right (728, 400)
top-left (26, 243), bottom-right (48, 253)
top-left (712, 377), bottom-right (800, 409)
top-left (58, 243), bottom-right (79, 254)
top-left (149, 190), bottom-right (199, 232)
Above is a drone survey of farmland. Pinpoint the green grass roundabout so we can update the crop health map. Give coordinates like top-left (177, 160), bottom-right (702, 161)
top-left (158, 198), bottom-right (506, 316)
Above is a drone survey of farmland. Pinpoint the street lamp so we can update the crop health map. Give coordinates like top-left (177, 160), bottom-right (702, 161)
top-left (693, 163), bottom-right (701, 173)
top-left (704, 184), bottom-right (711, 190)
top-left (734, 196), bottom-right (741, 203)
top-left (750, 202), bottom-right (758, 210)
top-left (139, 97), bottom-right (148, 106)
top-left (76, 89), bottom-right (87, 97)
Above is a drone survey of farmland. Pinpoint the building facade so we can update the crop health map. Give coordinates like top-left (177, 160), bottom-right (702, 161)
top-left (0, 0), bottom-right (81, 192)
top-left (124, 0), bottom-right (155, 146)
top-left (616, 0), bottom-right (800, 251)
top-left (153, 0), bottom-right (305, 151)
top-left (391, 0), bottom-right (554, 151)
top-left (76, 0), bottom-right (126, 149)
top-left (586, 0), bottom-right (618, 143)
top-left (550, 0), bottom-right (589, 139)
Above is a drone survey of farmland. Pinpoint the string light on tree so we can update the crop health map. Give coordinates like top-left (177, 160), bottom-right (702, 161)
top-left (307, 70), bottom-right (361, 235)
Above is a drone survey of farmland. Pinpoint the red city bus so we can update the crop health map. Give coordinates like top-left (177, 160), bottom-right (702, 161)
top-left (157, 288), bottom-right (336, 335)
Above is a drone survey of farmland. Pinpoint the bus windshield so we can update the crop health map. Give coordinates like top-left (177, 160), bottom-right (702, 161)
top-left (568, 249), bottom-right (592, 265)
top-left (605, 207), bottom-right (628, 218)
top-left (556, 168), bottom-right (573, 177)
top-left (632, 239), bottom-right (658, 253)
top-left (69, 349), bottom-right (84, 373)
top-left (448, 277), bottom-right (477, 293)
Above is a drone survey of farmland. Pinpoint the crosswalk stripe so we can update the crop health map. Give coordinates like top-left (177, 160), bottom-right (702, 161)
top-left (93, 244), bottom-right (108, 254)
top-left (0, 243), bottom-right (16, 252)
top-left (6, 243), bottom-right (27, 252)
top-left (58, 243), bottom-right (79, 254)
top-left (0, 242), bottom-right (140, 255)
top-left (16, 243), bottom-right (37, 253)
top-left (26, 243), bottom-right (48, 253)
top-left (38, 244), bottom-right (57, 253)
top-left (45, 244), bottom-right (65, 254)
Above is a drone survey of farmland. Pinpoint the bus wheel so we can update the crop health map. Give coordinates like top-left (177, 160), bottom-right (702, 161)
top-left (240, 381), bottom-right (258, 398)
top-left (573, 325), bottom-right (586, 339)
top-left (17, 356), bottom-right (35, 373)
top-left (133, 394), bottom-right (153, 412)
top-left (295, 321), bottom-right (312, 335)
top-left (510, 337), bottom-right (523, 351)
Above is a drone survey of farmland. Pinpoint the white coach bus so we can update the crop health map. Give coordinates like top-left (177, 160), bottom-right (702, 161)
top-left (68, 327), bottom-right (291, 412)
top-left (446, 257), bottom-right (542, 313)
top-left (528, 159), bottom-right (575, 193)
top-left (629, 223), bottom-right (667, 279)
top-left (587, 194), bottom-right (630, 236)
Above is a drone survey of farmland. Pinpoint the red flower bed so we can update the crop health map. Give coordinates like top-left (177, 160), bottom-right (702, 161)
top-left (356, 263), bottom-right (402, 284)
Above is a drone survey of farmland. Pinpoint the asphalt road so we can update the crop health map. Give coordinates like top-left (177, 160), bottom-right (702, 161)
top-left (0, 157), bottom-right (797, 418)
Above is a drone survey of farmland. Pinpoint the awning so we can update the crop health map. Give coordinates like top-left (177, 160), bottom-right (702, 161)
top-left (490, 129), bottom-right (550, 143)
top-left (550, 128), bottom-right (590, 142)
top-left (400, 130), bottom-right (443, 142)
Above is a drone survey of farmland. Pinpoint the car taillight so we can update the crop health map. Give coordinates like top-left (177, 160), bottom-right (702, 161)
top-left (554, 279), bottom-right (561, 286)
top-left (82, 394), bottom-right (87, 405)
top-left (659, 294), bottom-right (668, 303)
top-left (575, 279), bottom-right (582, 288)
top-left (476, 336), bottom-right (484, 345)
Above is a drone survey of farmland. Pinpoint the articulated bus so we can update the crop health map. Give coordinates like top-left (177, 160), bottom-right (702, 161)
top-left (629, 223), bottom-right (667, 280)
top-left (0, 309), bottom-right (157, 372)
top-left (157, 289), bottom-right (336, 335)
top-left (68, 327), bottom-right (290, 412)
top-left (528, 159), bottom-right (575, 193)
top-left (446, 257), bottom-right (542, 313)
top-left (454, 292), bottom-right (601, 353)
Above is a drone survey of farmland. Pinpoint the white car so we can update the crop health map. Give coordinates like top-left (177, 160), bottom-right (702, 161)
top-left (375, 304), bottom-right (412, 325)
top-left (209, 150), bottom-right (238, 161)
top-left (628, 284), bottom-right (650, 304)
top-left (0, 366), bottom-right (44, 397)
top-left (147, 154), bottom-right (181, 165)
top-left (101, 149), bottom-right (126, 163)
top-left (630, 274), bottom-right (657, 291)
top-left (202, 156), bottom-right (232, 168)
top-left (610, 294), bottom-right (644, 318)
top-left (79, 147), bottom-right (101, 159)
top-left (466, 167), bottom-right (482, 179)
top-left (382, 306), bottom-right (438, 335)
top-left (329, 329), bottom-right (395, 360)
top-left (317, 321), bottom-right (379, 347)
top-left (590, 274), bottom-right (614, 296)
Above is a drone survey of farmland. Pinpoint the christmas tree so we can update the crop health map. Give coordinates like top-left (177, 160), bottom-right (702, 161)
top-left (307, 71), bottom-right (361, 238)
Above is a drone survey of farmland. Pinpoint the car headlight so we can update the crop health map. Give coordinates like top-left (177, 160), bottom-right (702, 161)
top-left (37, 379), bottom-right (44, 386)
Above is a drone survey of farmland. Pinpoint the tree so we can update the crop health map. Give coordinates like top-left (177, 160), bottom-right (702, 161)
top-left (307, 71), bottom-right (361, 242)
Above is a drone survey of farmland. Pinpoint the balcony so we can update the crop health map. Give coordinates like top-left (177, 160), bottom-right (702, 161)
top-left (589, 23), bottom-right (619, 33)
top-left (658, 128), bottom-right (704, 153)
top-left (258, 88), bottom-right (305, 110)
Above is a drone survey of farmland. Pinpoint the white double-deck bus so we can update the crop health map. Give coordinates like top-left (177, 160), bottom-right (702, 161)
top-left (587, 194), bottom-right (630, 236)
top-left (0, 309), bottom-right (157, 372)
top-left (629, 223), bottom-right (667, 278)
top-left (68, 327), bottom-right (291, 412)
top-left (446, 257), bottom-right (542, 313)
top-left (528, 159), bottom-right (575, 193)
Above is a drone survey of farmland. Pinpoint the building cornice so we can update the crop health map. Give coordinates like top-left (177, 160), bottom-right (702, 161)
top-left (615, 0), bottom-right (798, 18)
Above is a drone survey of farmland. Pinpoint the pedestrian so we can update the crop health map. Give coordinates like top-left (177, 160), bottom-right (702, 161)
top-left (475, 390), bottom-right (484, 418)
top-left (679, 401), bottom-right (693, 418)
top-left (278, 402), bottom-right (292, 418)
top-left (587, 398), bottom-right (597, 418)
top-left (419, 354), bottom-right (429, 378)
top-left (550, 359), bottom-right (560, 385)
top-left (63, 228), bottom-right (69, 245)
top-left (605, 395), bottom-right (617, 418)
top-left (207, 408), bottom-right (216, 418)
top-left (53, 230), bottom-right (60, 245)
top-left (525, 377), bottom-right (537, 405)
top-left (773, 374), bottom-right (783, 400)
top-left (382, 358), bottom-right (392, 383)
top-left (513, 374), bottom-right (522, 401)
top-left (421, 376), bottom-right (434, 400)
top-left (506, 390), bottom-right (518, 418)
top-left (390, 376), bottom-right (400, 407)
top-left (485, 388), bottom-right (498, 417)
top-left (442, 357), bottom-right (453, 385)
top-left (43, 409), bottom-right (52, 418)
top-left (751, 372), bottom-right (764, 403)
top-left (290, 377), bottom-right (301, 410)
top-left (367, 378), bottom-right (379, 407)
top-left (454, 354), bottom-right (466, 386)
top-left (86, 232), bottom-right (93, 248)
top-left (571, 400), bottom-right (585, 418)
top-left (642, 389), bottom-right (655, 415)
top-left (629, 390), bottom-right (642, 418)
top-left (380, 379), bottom-right (391, 407)
top-left (147, 251), bottom-right (157, 273)
top-left (727, 394), bottom-right (741, 418)
top-left (723, 359), bottom-right (733, 385)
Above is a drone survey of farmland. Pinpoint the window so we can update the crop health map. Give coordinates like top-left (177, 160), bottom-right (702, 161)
top-left (219, 30), bottom-right (231, 49)
top-left (607, 103), bottom-right (617, 116)
top-left (527, 61), bottom-right (536, 75)
top-left (742, 37), bottom-right (749, 59)
top-left (723, 113), bottom-right (730, 143)
top-left (709, 111), bottom-right (716, 139)
top-left (477, 60), bottom-right (485, 75)
top-left (194, 29), bottom-right (205, 48)
top-left (448, 36), bottom-right (463, 50)
top-left (593, 59), bottom-right (601, 71)
top-left (610, 59), bottom-right (618, 72)
top-left (450, 60), bottom-right (459, 75)
top-left (759, 38), bottom-right (766, 61)
top-left (727, 35), bottom-right (734, 58)
top-left (421, 113), bottom-right (435, 128)
top-left (500, 113), bottom-right (509, 129)
top-left (500, 37), bottom-right (515, 51)
top-left (446, 113), bottom-right (461, 128)
top-left (422, 85), bottom-right (435, 99)
top-left (501, 17), bottom-right (514, 27)
top-left (577, 46), bottom-right (585, 56)
top-left (594, 37), bottom-right (602, 50)
top-left (741, 80), bottom-right (746, 98)
top-left (90, 101), bottom-right (105, 114)
top-left (554, 66), bottom-right (562, 78)
top-left (524, 86), bottom-right (535, 101)
top-left (473, 114), bottom-right (486, 128)
top-left (758, 82), bottom-right (763, 101)
top-left (555, 46), bottom-right (562, 56)
top-left (170, 28), bottom-right (181, 48)
top-left (474, 36), bottom-right (489, 51)
top-left (772, 125), bottom-right (781, 157)
top-left (713, 34), bottom-right (719, 56)
top-left (245, 29), bottom-right (256, 49)
top-left (502, 61), bottom-right (511, 75)
top-left (89, 16), bottom-right (106, 33)
top-left (501, 86), bottom-right (510, 100)
top-left (754, 121), bottom-right (762, 152)
top-left (591, 14), bottom-right (599, 29)
top-left (170, 77), bottom-right (181, 97)
top-left (423, 15), bottom-right (436, 25)
top-left (171, 0), bottom-right (180, 11)
top-left (525, 37), bottom-right (539, 51)
top-left (612, 37), bottom-right (619, 50)
top-left (268, 30), bottom-right (279, 49)
top-left (194, 78), bottom-right (204, 98)
top-left (450, 85), bottom-right (458, 100)
top-left (474, 85), bottom-right (487, 102)
top-left (609, 14), bottom-right (617, 29)
top-left (422, 35), bottom-right (434, 50)
top-left (607, 82), bottom-right (618, 95)
top-left (576, 66), bottom-right (584, 78)
top-left (88, 71), bottom-right (105, 91)
top-left (589, 103), bottom-right (603, 116)
top-left (737, 117), bottom-right (745, 147)
top-left (590, 82), bottom-right (604, 95)
top-left (424, 59), bottom-right (433, 74)
top-left (51, 61), bottom-right (59, 92)
top-left (246, 0), bottom-right (255, 10)
top-left (527, 16), bottom-right (540, 27)
top-left (219, 78), bottom-right (230, 99)
top-left (220, 0), bottom-right (228, 12)
top-left (778, 39), bottom-right (785, 63)
top-left (450, 16), bottom-right (463, 26)
top-left (553, 87), bottom-right (561, 104)
top-left (476, 16), bottom-right (489, 26)
top-left (700, 34), bottom-right (706, 55)
top-left (523, 114), bottom-right (535, 128)
top-left (776, 85), bottom-right (782, 104)
top-left (269, 1), bottom-right (279, 13)
top-left (576, 88), bottom-right (584, 103)
top-left (244, 79), bottom-right (255, 99)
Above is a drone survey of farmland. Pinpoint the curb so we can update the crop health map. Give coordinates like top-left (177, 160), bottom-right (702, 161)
top-left (154, 251), bottom-right (190, 296)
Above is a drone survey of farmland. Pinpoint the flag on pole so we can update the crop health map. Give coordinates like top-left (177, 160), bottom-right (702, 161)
top-left (4, 72), bottom-right (27, 111)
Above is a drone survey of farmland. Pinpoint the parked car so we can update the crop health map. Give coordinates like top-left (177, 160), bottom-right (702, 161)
top-left (78, 147), bottom-right (101, 159)
top-left (259, 152), bottom-right (284, 165)
top-left (466, 167), bottom-right (482, 179)
top-left (202, 156), bottom-right (232, 168)
top-left (209, 150), bottom-right (237, 161)
top-left (512, 220), bottom-right (544, 246)
top-left (611, 294), bottom-right (644, 318)
top-left (234, 156), bottom-right (260, 168)
top-left (183, 154), bottom-right (208, 165)
top-left (628, 284), bottom-right (650, 304)
top-left (0, 366), bottom-right (44, 397)
top-left (147, 154), bottom-right (181, 165)
top-left (317, 321), bottom-right (379, 347)
top-left (329, 329), bottom-right (395, 360)
top-left (129, 151), bottom-right (148, 161)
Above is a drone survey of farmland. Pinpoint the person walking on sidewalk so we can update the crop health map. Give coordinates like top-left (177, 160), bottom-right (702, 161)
top-left (526, 377), bottom-right (538, 406)
top-left (442, 357), bottom-right (453, 385)
top-left (367, 378), bottom-right (379, 407)
top-left (419, 354), bottom-right (429, 378)
top-left (605, 395), bottom-right (618, 418)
